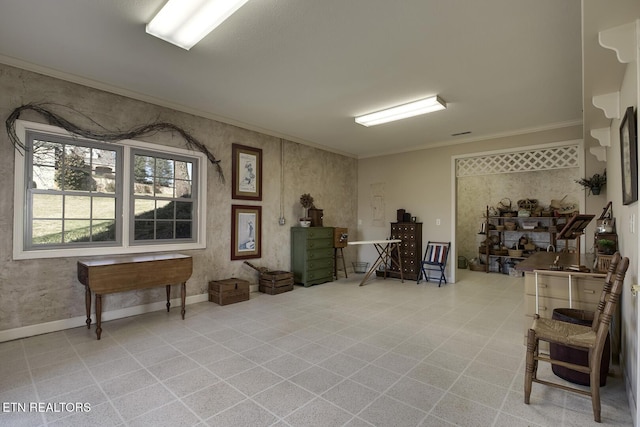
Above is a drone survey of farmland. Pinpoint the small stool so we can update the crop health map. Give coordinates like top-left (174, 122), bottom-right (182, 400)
top-left (334, 247), bottom-right (348, 279)
top-left (333, 227), bottom-right (349, 279)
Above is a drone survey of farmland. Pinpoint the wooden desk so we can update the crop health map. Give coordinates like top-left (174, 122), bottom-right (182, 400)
top-left (347, 239), bottom-right (403, 286)
top-left (77, 253), bottom-right (193, 340)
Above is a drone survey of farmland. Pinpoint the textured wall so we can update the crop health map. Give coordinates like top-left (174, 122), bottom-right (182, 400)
top-left (0, 64), bottom-right (357, 331)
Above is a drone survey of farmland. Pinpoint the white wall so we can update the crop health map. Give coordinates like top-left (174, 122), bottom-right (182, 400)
top-left (606, 43), bottom-right (639, 419)
top-left (356, 126), bottom-right (584, 280)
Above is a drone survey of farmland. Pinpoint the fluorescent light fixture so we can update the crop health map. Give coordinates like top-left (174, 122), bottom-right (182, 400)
top-left (355, 95), bottom-right (447, 127)
top-left (146, 0), bottom-right (250, 50)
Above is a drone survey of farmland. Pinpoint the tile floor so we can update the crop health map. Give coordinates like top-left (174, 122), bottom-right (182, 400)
top-left (0, 270), bottom-right (633, 426)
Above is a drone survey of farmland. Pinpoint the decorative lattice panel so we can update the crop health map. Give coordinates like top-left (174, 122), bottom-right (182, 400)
top-left (456, 145), bottom-right (579, 177)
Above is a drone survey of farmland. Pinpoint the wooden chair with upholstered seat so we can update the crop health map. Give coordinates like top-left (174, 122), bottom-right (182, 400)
top-left (524, 252), bottom-right (627, 423)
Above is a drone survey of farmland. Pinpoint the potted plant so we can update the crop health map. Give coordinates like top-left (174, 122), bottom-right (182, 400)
top-left (299, 193), bottom-right (314, 226)
top-left (596, 238), bottom-right (616, 255)
top-left (575, 171), bottom-right (606, 195)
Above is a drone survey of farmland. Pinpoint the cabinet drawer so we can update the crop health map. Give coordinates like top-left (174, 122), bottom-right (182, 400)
top-left (305, 228), bottom-right (333, 240)
top-left (306, 247), bottom-right (333, 260)
top-left (305, 239), bottom-right (333, 250)
top-left (524, 274), bottom-right (604, 303)
top-left (306, 257), bottom-right (333, 271)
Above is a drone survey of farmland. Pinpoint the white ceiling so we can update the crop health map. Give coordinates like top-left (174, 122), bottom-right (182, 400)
top-left (0, 0), bottom-right (585, 158)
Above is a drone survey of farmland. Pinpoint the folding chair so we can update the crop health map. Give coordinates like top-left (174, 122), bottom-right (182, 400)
top-left (417, 241), bottom-right (450, 286)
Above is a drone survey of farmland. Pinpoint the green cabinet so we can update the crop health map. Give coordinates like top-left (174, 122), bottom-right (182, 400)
top-left (291, 227), bottom-right (334, 287)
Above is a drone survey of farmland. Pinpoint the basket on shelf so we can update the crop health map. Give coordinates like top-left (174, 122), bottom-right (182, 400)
top-left (504, 221), bottom-right (517, 231)
top-left (497, 198), bottom-right (512, 216)
top-left (518, 198), bottom-right (538, 211)
top-left (508, 249), bottom-right (523, 257)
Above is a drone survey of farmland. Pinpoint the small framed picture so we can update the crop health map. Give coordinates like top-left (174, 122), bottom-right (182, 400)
top-left (231, 205), bottom-right (261, 260)
top-left (232, 143), bottom-right (262, 200)
top-left (620, 106), bottom-right (638, 205)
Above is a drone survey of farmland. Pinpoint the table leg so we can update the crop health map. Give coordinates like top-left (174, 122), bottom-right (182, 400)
top-left (381, 242), bottom-right (404, 283)
top-left (85, 286), bottom-right (91, 329)
top-left (95, 294), bottom-right (102, 340)
top-left (359, 244), bottom-right (387, 286)
top-left (395, 242), bottom-right (404, 283)
top-left (341, 248), bottom-right (348, 278)
top-left (180, 282), bottom-right (186, 319)
top-left (166, 285), bottom-right (171, 312)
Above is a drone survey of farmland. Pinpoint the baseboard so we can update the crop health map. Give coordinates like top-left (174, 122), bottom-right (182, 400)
top-left (0, 293), bottom-right (210, 343)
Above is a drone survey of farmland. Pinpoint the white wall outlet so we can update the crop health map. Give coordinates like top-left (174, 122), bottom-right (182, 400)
top-left (278, 217), bottom-right (286, 226)
top-left (436, 218), bottom-right (441, 226)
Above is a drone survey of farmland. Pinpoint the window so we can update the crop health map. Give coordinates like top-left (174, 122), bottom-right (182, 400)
top-left (131, 150), bottom-right (197, 243)
top-left (13, 120), bottom-right (207, 259)
top-left (26, 132), bottom-right (122, 249)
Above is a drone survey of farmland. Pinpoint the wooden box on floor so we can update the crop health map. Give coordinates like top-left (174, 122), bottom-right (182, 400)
top-left (208, 278), bottom-right (250, 305)
top-left (259, 270), bottom-right (294, 294)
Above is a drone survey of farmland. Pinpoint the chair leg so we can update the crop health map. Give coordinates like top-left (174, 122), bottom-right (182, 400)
top-left (438, 266), bottom-right (446, 286)
top-left (524, 328), bottom-right (537, 404)
top-left (590, 350), bottom-right (602, 422)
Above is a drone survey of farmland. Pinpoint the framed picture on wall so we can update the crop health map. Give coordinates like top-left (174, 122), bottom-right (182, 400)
top-left (620, 106), bottom-right (638, 205)
top-left (231, 205), bottom-right (261, 260)
top-left (232, 144), bottom-right (262, 200)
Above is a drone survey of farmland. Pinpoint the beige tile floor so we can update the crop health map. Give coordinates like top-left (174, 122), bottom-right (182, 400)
top-left (0, 269), bottom-right (633, 426)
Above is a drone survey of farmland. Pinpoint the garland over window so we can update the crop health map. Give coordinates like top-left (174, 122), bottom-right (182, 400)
top-left (5, 102), bottom-right (224, 182)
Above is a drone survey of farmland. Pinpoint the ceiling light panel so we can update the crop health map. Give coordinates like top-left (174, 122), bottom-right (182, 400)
top-left (355, 96), bottom-right (446, 127)
top-left (146, 0), bottom-right (250, 50)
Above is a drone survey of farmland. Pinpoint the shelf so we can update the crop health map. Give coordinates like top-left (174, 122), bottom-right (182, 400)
top-left (481, 205), bottom-right (559, 273)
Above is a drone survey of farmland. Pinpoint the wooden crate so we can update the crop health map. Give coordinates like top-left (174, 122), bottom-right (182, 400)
top-left (258, 270), bottom-right (293, 294)
top-left (259, 271), bottom-right (293, 285)
top-left (208, 278), bottom-right (250, 305)
top-left (259, 283), bottom-right (294, 295)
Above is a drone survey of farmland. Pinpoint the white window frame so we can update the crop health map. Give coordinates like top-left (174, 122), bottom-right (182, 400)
top-left (13, 120), bottom-right (207, 260)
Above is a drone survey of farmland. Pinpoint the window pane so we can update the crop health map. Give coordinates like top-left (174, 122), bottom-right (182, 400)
top-left (92, 220), bottom-right (116, 241)
top-left (155, 158), bottom-right (174, 182)
top-left (175, 161), bottom-right (192, 180)
top-left (175, 202), bottom-right (192, 219)
top-left (32, 165), bottom-right (57, 190)
top-left (176, 221), bottom-right (192, 238)
top-left (32, 219), bottom-right (62, 244)
top-left (65, 195), bottom-right (91, 219)
top-left (134, 221), bottom-right (154, 240)
top-left (155, 200), bottom-right (173, 219)
top-left (32, 194), bottom-right (62, 218)
top-left (93, 152), bottom-right (116, 194)
top-left (93, 197), bottom-right (115, 219)
top-left (134, 199), bottom-right (155, 218)
top-left (154, 177), bottom-right (174, 197)
top-left (156, 221), bottom-right (174, 239)
top-left (32, 140), bottom-right (58, 166)
top-left (63, 219), bottom-right (91, 242)
top-left (134, 155), bottom-right (153, 184)
top-left (175, 180), bottom-right (192, 198)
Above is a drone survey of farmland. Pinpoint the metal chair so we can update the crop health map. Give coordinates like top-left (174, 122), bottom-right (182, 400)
top-left (524, 252), bottom-right (628, 423)
top-left (417, 241), bottom-right (450, 286)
